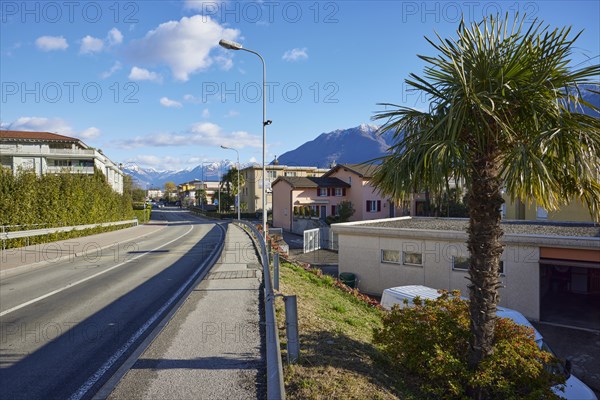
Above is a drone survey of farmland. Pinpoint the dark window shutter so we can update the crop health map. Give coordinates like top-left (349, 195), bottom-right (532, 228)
top-left (342, 187), bottom-right (346, 196)
top-left (327, 188), bottom-right (331, 196)
top-left (366, 201), bottom-right (370, 212)
top-left (377, 200), bottom-right (381, 212)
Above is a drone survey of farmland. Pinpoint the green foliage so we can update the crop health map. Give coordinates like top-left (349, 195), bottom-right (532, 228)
top-left (0, 168), bottom-right (136, 247)
top-left (374, 292), bottom-right (565, 399)
top-left (337, 200), bottom-right (355, 222)
top-left (326, 200), bottom-right (356, 225)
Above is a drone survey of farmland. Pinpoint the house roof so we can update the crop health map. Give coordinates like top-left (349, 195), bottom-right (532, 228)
top-left (272, 176), bottom-right (351, 189)
top-left (324, 163), bottom-right (380, 179)
top-left (0, 130), bottom-right (82, 143)
top-left (359, 218), bottom-right (600, 238)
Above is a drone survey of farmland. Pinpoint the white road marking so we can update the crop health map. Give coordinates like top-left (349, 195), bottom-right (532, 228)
top-left (68, 223), bottom-right (226, 400)
top-left (0, 225), bottom-right (195, 317)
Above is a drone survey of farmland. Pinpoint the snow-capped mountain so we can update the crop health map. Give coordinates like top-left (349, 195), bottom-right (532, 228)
top-left (276, 124), bottom-right (396, 168)
top-left (124, 160), bottom-right (236, 189)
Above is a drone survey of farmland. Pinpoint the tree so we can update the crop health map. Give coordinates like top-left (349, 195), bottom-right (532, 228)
top-left (220, 167), bottom-right (245, 212)
top-left (164, 181), bottom-right (176, 202)
top-left (195, 188), bottom-right (207, 207)
top-left (371, 13), bottom-right (600, 394)
top-left (337, 200), bottom-right (355, 222)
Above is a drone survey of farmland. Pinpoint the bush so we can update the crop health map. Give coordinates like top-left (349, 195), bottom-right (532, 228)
top-left (374, 292), bottom-right (565, 399)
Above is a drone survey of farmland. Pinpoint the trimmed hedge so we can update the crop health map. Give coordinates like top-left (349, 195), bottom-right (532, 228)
top-left (0, 168), bottom-right (136, 248)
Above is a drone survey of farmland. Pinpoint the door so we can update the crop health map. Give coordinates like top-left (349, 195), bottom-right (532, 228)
top-left (320, 205), bottom-right (326, 220)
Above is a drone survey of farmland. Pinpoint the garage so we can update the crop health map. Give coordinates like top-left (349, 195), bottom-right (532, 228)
top-left (539, 247), bottom-right (600, 331)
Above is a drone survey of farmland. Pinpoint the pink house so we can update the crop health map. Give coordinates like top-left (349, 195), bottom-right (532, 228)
top-left (272, 164), bottom-right (397, 232)
top-left (271, 176), bottom-right (351, 231)
top-left (323, 164), bottom-right (395, 221)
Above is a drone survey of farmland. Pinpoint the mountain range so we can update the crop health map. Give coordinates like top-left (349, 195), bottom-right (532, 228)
top-left (125, 85), bottom-right (599, 189)
top-left (124, 124), bottom-right (395, 188)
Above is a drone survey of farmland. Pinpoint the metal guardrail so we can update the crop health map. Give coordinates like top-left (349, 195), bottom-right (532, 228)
top-left (0, 219), bottom-right (139, 241)
top-left (233, 220), bottom-right (285, 400)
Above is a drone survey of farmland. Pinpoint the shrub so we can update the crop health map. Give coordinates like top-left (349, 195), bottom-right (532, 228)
top-left (374, 292), bottom-right (565, 399)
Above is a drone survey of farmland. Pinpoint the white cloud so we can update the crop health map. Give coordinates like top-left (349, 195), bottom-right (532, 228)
top-left (224, 110), bottom-right (239, 118)
top-left (107, 28), bottom-right (123, 45)
top-left (129, 66), bottom-right (162, 83)
top-left (282, 47), bottom-right (308, 62)
top-left (201, 108), bottom-right (210, 118)
top-left (4, 117), bottom-right (100, 141)
top-left (101, 61), bottom-right (122, 78)
top-left (118, 122), bottom-right (260, 149)
top-left (127, 15), bottom-right (240, 81)
top-left (79, 127), bottom-right (101, 139)
top-left (160, 97), bottom-right (183, 108)
top-left (35, 36), bottom-right (68, 51)
top-left (80, 35), bottom-right (104, 54)
top-left (80, 28), bottom-right (123, 54)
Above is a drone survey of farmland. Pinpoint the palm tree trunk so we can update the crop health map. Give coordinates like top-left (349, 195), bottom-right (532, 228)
top-left (466, 154), bottom-right (504, 378)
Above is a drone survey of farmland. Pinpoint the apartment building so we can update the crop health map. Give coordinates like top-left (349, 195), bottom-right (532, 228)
top-left (239, 162), bottom-right (329, 213)
top-left (0, 130), bottom-right (124, 193)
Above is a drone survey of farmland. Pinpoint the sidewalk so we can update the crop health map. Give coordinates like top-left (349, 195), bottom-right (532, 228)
top-left (106, 224), bottom-right (266, 399)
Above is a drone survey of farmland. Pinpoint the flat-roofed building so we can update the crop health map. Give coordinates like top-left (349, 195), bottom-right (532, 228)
top-left (0, 130), bottom-right (124, 193)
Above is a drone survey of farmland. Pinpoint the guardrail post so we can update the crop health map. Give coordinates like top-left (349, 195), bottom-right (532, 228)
top-left (273, 252), bottom-right (280, 291)
top-left (284, 295), bottom-right (299, 364)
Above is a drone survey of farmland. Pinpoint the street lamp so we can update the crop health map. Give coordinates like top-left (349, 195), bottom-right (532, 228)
top-left (221, 145), bottom-right (240, 220)
top-left (219, 39), bottom-right (269, 240)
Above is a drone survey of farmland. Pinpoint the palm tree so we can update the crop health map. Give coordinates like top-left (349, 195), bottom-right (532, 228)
top-left (371, 13), bottom-right (600, 385)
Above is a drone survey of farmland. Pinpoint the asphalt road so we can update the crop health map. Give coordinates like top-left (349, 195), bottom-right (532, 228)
top-left (0, 209), bottom-right (224, 400)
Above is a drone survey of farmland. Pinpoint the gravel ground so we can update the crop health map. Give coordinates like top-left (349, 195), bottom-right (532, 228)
top-left (364, 218), bottom-right (600, 237)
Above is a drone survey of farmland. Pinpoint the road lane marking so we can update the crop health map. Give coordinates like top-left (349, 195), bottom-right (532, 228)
top-left (69, 223), bottom-right (227, 400)
top-left (0, 225), bottom-right (195, 317)
top-left (0, 224), bottom-right (167, 279)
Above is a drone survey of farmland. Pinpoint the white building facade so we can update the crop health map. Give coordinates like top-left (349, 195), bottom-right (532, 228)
top-left (0, 130), bottom-right (124, 194)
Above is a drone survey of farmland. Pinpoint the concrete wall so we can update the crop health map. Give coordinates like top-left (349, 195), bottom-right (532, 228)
top-left (503, 197), bottom-right (595, 223)
top-left (272, 180), bottom-right (292, 230)
top-left (335, 221), bottom-right (546, 320)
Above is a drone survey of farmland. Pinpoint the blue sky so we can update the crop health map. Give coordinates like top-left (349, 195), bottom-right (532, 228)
top-left (1, 0), bottom-right (599, 171)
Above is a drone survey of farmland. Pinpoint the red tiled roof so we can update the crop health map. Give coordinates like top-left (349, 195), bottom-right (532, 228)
top-left (0, 130), bottom-right (80, 142)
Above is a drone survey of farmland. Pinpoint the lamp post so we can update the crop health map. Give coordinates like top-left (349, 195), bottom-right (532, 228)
top-left (219, 39), bottom-right (270, 240)
top-left (221, 145), bottom-right (240, 220)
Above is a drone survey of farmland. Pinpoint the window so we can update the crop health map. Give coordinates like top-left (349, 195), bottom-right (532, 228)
top-left (331, 205), bottom-right (338, 216)
top-left (452, 256), bottom-right (504, 274)
top-left (318, 188), bottom-right (328, 197)
top-left (381, 250), bottom-right (400, 264)
top-left (537, 206), bottom-right (548, 219)
top-left (335, 188), bottom-right (343, 196)
top-left (403, 252), bottom-right (423, 266)
top-left (366, 200), bottom-right (381, 212)
top-left (308, 205), bottom-right (320, 217)
top-left (284, 171), bottom-right (297, 177)
top-left (348, 176), bottom-right (352, 184)
top-left (267, 170), bottom-right (277, 179)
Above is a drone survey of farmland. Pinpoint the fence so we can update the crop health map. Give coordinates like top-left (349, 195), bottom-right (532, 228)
top-left (233, 220), bottom-right (286, 400)
top-left (303, 227), bottom-right (338, 253)
top-left (0, 219), bottom-right (139, 249)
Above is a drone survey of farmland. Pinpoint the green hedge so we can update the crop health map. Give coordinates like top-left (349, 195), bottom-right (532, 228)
top-left (0, 168), bottom-right (136, 247)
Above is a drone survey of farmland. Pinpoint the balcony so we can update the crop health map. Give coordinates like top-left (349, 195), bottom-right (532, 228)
top-left (46, 166), bottom-right (95, 174)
